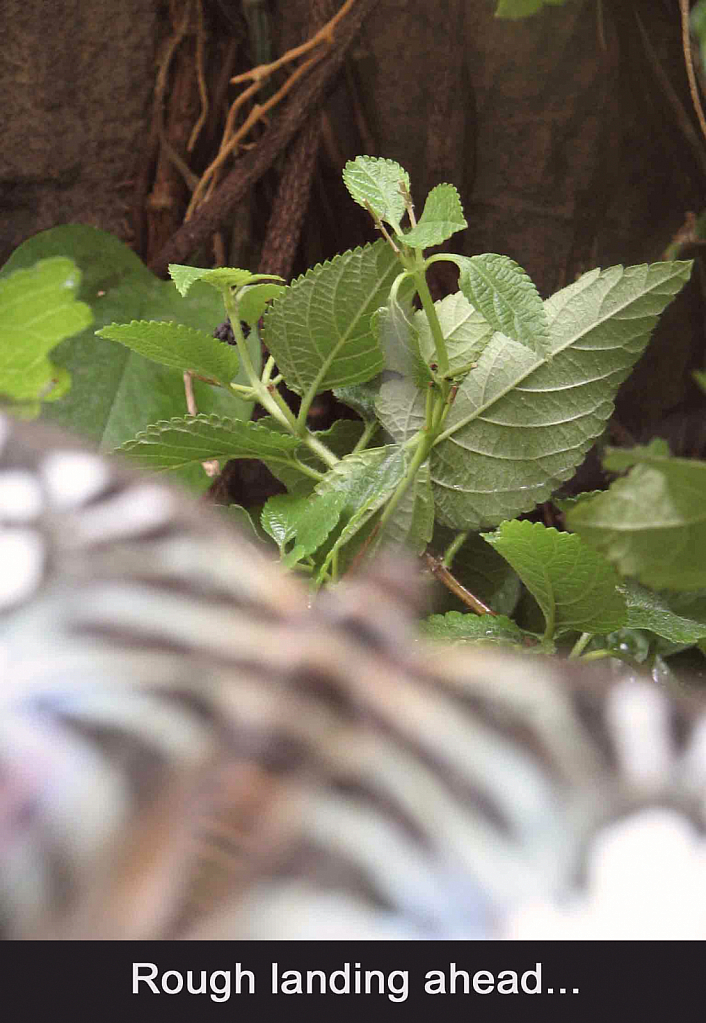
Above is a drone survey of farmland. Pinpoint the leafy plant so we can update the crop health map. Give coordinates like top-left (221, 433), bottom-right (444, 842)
top-left (0, 257), bottom-right (93, 416)
top-left (493, 0), bottom-right (573, 20)
top-left (0, 226), bottom-right (260, 490)
top-left (2, 157), bottom-right (703, 680)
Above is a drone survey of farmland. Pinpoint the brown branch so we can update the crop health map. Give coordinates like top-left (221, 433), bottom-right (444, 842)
top-left (679, 0), bottom-right (706, 147)
top-left (258, 0), bottom-right (336, 279)
top-left (636, 10), bottom-right (706, 180)
top-left (424, 553), bottom-right (497, 617)
top-left (148, 0), bottom-right (379, 277)
top-left (186, 45), bottom-right (326, 218)
top-left (258, 112), bottom-right (322, 278)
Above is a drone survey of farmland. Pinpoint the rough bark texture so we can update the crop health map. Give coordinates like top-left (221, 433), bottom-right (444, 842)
top-left (0, 0), bottom-right (158, 261)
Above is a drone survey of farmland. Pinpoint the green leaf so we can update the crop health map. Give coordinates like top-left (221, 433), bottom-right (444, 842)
top-left (417, 261), bottom-right (691, 529)
top-left (376, 461), bottom-right (434, 555)
top-left (263, 240), bottom-right (400, 397)
top-left (603, 441), bottom-right (682, 472)
top-left (495, 0), bottom-right (568, 18)
top-left (402, 184), bottom-right (467, 249)
top-left (622, 581), bottom-right (706, 645)
top-left (117, 414), bottom-right (303, 471)
top-left (374, 289), bottom-right (431, 386)
top-left (664, 589), bottom-right (706, 627)
top-left (96, 321), bottom-right (239, 387)
top-left (262, 418), bottom-right (367, 496)
top-left (0, 258), bottom-right (92, 402)
top-left (291, 492), bottom-right (347, 561)
top-left (416, 291), bottom-right (494, 377)
top-left (313, 445), bottom-right (407, 575)
top-left (567, 443), bottom-right (706, 590)
top-left (375, 376), bottom-right (425, 444)
top-left (261, 493), bottom-right (302, 550)
top-left (0, 227), bottom-right (259, 468)
top-left (334, 379), bottom-right (383, 424)
top-left (422, 611), bottom-right (526, 647)
top-left (237, 283), bottom-right (286, 327)
top-left (168, 264), bottom-right (270, 296)
top-left (262, 491), bottom-right (345, 566)
top-left (342, 156), bottom-right (410, 233)
top-left (553, 490), bottom-right (605, 514)
top-left (452, 253), bottom-right (550, 357)
top-left (482, 520), bottom-right (627, 637)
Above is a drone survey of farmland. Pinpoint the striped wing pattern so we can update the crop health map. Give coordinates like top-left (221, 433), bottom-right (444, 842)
top-left (0, 415), bottom-right (705, 939)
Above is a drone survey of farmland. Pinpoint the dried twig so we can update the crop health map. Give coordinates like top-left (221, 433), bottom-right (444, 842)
top-left (424, 553), bottom-right (497, 617)
top-left (679, 0), bottom-right (706, 146)
top-left (149, 0), bottom-right (380, 277)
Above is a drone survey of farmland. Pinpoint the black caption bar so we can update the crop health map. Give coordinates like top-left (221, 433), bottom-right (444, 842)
top-left (2, 941), bottom-right (699, 1019)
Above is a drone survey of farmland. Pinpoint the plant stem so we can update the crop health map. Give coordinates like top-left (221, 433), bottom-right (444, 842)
top-left (224, 290), bottom-right (339, 469)
top-left (352, 419), bottom-right (378, 454)
top-left (580, 648), bottom-right (641, 668)
top-left (424, 382), bottom-right (436, 432)
top-left (413, 254), bottom-right (449, 377)
top-left (569, 631), bottom-right (593, 660)
top-left (261, 355), bottom-right (276, 385)
top-left (225, 294), bottom-right (261, 385)
top-left (431, 385), bottom-right (453, 433)
top-left (291, 459), bottom-right (326, 483)
top-left (376, 429), bottom-right (433, 535)
top-left (302, 431), bottom-right (340, 469)
top-left (442, 530), bottom-right (469, 569)
top-left (542, 603), bottom-right (556, 644)
top-left (263, 381), bottom-right (300, 428)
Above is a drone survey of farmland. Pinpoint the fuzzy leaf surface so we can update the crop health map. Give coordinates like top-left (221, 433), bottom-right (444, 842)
top-left (96, 321), bottom-right (239, 387)
top-left (322, 462), bottom-right (433, 568)
top-left (453, 253), bottom-right (550, 357)
top-left (416, 291), bottom-right (494, 377)
top-left (375, 375), bottom-right (426, 444)
top-left (237, 283), bottom-right (285, 327)
top-left (342, 156), bottom-right (410, 233)
top-left (422, 261), bottom-right (691, 529)
top-left (483, 520), bottom-right (627, 637)
top-left (334, 379), bottom-right (383, 424)
top-left (313, 445), bottom-right (407, 575)
top-left (261, 493), bottom-right (304, 550)
top-left (117, 414), bottom-right (302, 471)
top-left (495, 0), bottom-right (569, 17)
top-left (374, 291), bottom-right (430, 385)
top-left (622, 581), bottom-right (706, 644)
top-left (422, 611), bottom-right (525, 646)
top-left (263, 240), bottom-right (400, 397)
top-left (0, 227), bottom-right (258, 477)
top-left (262, 418), bottom-right (366, 496)
top-left (377, 461), bottom-right (434, 555)
top-left (168, 265), bottom-right (273, 296)
top-left (261, 491), bottom-right (344, 566)
top-left (402, 184), bottom-right (467, 249)
top-left (0, 258), bottom-right (92, 402)
top-left (567, 442), bottom-right (706, 590)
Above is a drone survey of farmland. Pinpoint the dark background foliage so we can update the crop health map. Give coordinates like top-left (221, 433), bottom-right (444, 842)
top-left (1, 0), bottom-right (704, 462)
